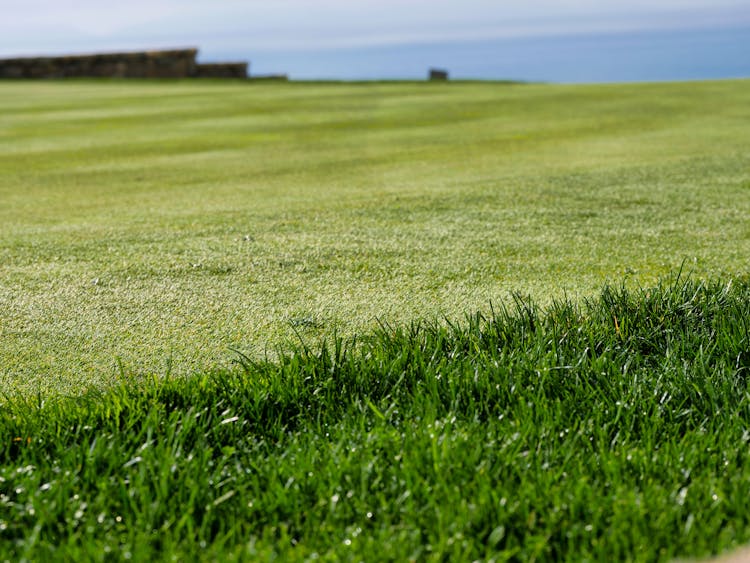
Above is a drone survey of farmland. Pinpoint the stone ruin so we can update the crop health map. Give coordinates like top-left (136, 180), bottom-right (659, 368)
top-left (0, 48), bottom-right (249, 79)
top-left (429, 68), bottom-right (449, 81)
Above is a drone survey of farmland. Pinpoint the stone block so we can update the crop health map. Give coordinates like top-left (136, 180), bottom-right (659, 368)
top-left (429, 68), bottom-right (449, 81)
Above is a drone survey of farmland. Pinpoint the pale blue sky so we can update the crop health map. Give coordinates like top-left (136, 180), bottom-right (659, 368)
top-left (1, 0), bottom-right (748, 57)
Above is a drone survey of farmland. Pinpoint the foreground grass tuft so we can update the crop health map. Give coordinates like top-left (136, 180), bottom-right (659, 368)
top-left (2, 275), bottom-right (750, 560)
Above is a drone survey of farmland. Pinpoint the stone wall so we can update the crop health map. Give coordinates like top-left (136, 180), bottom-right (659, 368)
top-left (194, 62), bottom-right (249, 79)
top-left (0, 48), bottom-right (249, 79)
top-left (429, 68), bottom-right (449, 81)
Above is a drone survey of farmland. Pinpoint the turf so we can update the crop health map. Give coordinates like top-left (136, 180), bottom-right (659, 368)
top-left (2, 79), bottom-right (750, 394)
top-left (2, 276), bottom-right (749, 560)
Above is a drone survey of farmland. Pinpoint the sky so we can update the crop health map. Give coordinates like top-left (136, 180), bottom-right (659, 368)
top-left (1, 1), bottom-right (749, 80)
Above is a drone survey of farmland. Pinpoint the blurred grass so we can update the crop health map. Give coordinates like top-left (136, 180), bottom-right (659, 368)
top-left (1, 79), bottom-right (749, 394)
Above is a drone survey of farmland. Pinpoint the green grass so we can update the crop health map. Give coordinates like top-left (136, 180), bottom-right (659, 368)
top-left (1, 79), bottom-right (750, 394)
top-left (2, 79), bottom-right (750, 559)
top-left (2, 275), bottom-right (750, 560)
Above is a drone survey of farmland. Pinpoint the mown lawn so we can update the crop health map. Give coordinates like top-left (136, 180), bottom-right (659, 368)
top-left (1, 79), bottom-right (749, 394)
top-left (1, 79), bottom-right (750, 560)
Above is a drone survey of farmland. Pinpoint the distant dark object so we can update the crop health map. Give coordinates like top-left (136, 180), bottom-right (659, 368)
top-left (194, 62), bottom-right (248, 79)
top-left (429, 68), bottom-right (449, 81)
top-left (0, 48), bottom-right (249, 79)
top-left (249, 74), bottom-right (289, 82)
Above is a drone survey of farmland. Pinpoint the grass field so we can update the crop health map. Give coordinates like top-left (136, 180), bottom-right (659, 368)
top-left (2, 277), bottom-right (750, 560)
top-left (1, 79), bottom-right (749, 395)
top-left (1, 79), bottom-right (750, 559)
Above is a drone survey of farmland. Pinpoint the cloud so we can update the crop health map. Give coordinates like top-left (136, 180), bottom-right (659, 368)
top-left (1, 0), bottom-right (748, 56)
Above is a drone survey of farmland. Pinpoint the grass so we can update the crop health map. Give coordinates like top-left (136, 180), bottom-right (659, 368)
top-left (1, 79), bottom-right (750, 394)
top-left (2, 275), bottom-right (750, 560)
top-left (1, 79), bottom-right (750, 559)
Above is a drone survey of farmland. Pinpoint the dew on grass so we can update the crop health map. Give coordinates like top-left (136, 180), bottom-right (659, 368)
top-left (122, 456), bottom-right (142, 468)
top-left (685, 514), bottom-right (695, 533)
top-left (676, 487), bottom-right (688, 506)
top-left (74, 503), bottom-right (87, 520)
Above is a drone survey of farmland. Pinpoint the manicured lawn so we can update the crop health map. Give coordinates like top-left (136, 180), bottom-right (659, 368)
top-left (1, 78), bottom-right (750, 560)
top-left (1, 79), bottom-right (749, 395)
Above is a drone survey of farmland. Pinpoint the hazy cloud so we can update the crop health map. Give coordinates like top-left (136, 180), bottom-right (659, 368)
top-left (1, 0), bottom-right (748, 56)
